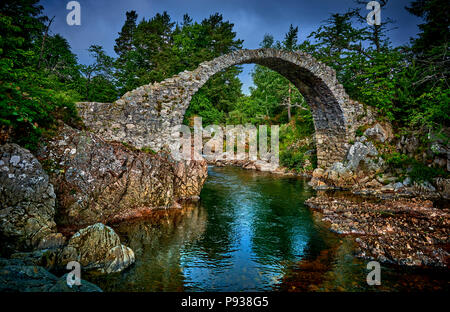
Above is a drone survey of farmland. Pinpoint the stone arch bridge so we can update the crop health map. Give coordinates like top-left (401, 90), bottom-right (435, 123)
top-left (78, 49), bottom-right (369, 168)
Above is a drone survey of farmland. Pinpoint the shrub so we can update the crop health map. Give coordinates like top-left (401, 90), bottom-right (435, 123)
top-left (280, 149), bottom-right (305, 171)
top-left (383, 152), bottom-right (448, 182)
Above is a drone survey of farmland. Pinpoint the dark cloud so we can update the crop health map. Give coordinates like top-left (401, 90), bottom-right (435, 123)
top-left (41, 0), bottom-right (421, 93)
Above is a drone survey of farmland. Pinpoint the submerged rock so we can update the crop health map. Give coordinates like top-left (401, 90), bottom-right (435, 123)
top-left (0, 144), bottom-right (61, 255)
top-left (306, 195), bottom-right (449, 267)
top-left (58, 223), bottom-right (135, 274)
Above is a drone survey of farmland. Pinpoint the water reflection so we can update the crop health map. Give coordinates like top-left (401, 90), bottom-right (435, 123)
top-left (88, 203), bottom-right (207, 291)
top-left (87, 166), bottom-right (449, 292)
top-left (89, 166), bottom-right (326, 291)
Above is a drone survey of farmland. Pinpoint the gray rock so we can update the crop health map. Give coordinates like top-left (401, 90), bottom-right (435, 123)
top-left (346, 142), bottom-right (370, 170)
top-left (393, 182), bottom-right (405, 190)
top-left (0, 143), bottom-right (58, 254)
top-left (356, 136), bottom-right (367, 143)
top-left (37, 125), bottom-right (207, 227)
top-left (381, 183), bottom-right (395, 191)
top-left (330, 162), bottom-right (347, 174)
top-left (365, 141), bottom-right (378, 157)
top-left (403, 177), bottom-right (412, 186)
top-left (364, 123), bottom-right (389, 143)
top-left (58, 223), bottom-right (135, 274)
top-left (364, 157), bottom-right (385, 172)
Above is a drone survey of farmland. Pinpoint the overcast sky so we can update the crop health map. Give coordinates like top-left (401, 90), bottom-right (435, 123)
top-left (41, 0), bottom-right (422, 94)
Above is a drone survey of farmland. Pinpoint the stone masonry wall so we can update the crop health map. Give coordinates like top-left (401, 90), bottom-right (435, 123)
top-left (77, 49), bottom-right (369, 169)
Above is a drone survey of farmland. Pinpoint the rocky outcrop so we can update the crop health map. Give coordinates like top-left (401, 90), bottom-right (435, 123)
top-left (0, 144), bottom-right (63, 255)
top-left (173, 157), bottom-right (208, 200)
top-left (309, 134), bottom-right (385, 189)
top-left (37, 125), bottom-right (207, 227)
top-left (58, 223), bottom-right (134, 274)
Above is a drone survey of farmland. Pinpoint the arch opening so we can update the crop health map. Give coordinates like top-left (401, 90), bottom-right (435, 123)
top-left (78, 49), bottom-right (353, 169)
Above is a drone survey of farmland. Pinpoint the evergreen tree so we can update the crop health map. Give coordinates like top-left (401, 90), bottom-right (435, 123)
top-left (114, 10), bottom-right (138, 57)
top-left (80, 45), bottom-right (117, 102)
top-left (0, 0), bottom-right (81, 149)
top-left (249, 27), bottom-right (305, 122)
top-left (406, 0), bottom-right (449, 57)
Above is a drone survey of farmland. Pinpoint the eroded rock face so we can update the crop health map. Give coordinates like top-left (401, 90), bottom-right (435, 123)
top-left (58, 223), bottom-right (134, 274)
top-left (37, 125), bottom-right (207, 226)
top-left (435, 178), bottom-right (450, 199)
top-left (0, 144), bottom-right (59, 255)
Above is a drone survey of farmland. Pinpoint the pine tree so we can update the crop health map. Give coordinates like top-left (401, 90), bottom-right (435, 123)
top-left (114, 10), bottom-right (138, 57)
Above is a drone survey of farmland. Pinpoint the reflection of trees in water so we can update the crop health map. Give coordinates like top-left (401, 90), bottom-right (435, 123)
top-left (192, 171), bottom-right (241, 261)
top-left (89, 203), bottom-right (207, 291)
top-left (247, 175), bottom-right (324, 265)
top-left (115, 203), bottom-right (207, 255)
top-left (251, 179), bottom-right (301, 262)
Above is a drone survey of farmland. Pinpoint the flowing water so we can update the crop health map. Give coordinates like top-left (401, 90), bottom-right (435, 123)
top-left (87, 166), bottom-right (448, 292)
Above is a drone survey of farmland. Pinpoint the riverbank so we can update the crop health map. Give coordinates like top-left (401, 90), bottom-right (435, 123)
top-left (305, 193), bottom-right (449, 268)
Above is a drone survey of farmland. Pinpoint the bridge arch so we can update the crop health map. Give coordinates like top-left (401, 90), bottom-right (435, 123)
top-left (78, 49), bottom-right (360, 168)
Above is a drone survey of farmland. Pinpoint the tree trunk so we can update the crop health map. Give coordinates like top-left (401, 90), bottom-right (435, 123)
top-left (374, 25), bottom-right (381, 53)
top-left (287, 83), bottom-right (292, 121)
top-left (37, 16), bottom-right (55, 69)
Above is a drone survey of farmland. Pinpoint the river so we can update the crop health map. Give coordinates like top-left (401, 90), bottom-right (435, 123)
top-left (87, 166), bottom-right (448, 292)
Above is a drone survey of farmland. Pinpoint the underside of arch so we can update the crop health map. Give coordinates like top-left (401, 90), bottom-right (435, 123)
top-left (77, 49), bottom-right (356, 168)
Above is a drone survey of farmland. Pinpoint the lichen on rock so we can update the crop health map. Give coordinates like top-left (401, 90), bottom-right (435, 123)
top-left (0, 143), bottom-right (61, 255)
top-left (58, 223), bottom-right (135, 274)
top-left (37, 125), bottom-right (207, 227)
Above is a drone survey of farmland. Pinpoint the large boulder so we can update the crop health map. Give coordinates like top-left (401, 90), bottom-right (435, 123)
top-left (37, 125), bottom-right (207, 226)
top-left (0, 144), bottom-right (61, 255)
top-left (58, 223), bottom-right (134, 274)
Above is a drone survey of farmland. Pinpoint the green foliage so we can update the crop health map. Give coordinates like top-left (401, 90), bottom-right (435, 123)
top-left (184, 91), bottom-right (225, 125)
top-left (278, 112), bottom-right (316, 172)
top-left (0, 0), bottom-right (81, 150)
top-left (355, 126), bottom-right (364, 137)
top-left (383, 152), bottom-right (448, 183)
top-left (114, 11), bottom-right (243, 112)
top-left (409, 162), bottom-right (447, 183)
top-left (280, 149), bottom-right (305, 172)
